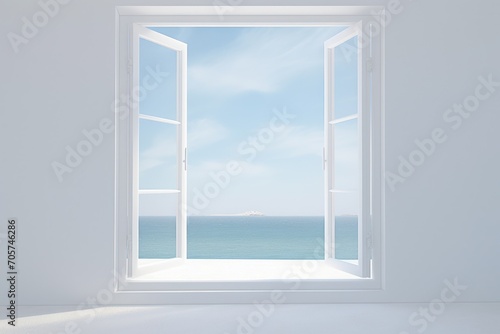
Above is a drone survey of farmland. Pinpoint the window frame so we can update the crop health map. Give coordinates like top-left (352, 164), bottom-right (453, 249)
top-left (115, 6), bottom-right (385, 300)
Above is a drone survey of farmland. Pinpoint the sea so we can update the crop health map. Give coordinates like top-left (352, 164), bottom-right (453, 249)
top-left (139, 216), bottom-right (358, 260)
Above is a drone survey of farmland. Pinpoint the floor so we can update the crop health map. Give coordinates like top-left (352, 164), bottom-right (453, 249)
top-left (2, 303), bottom-right (499, 334)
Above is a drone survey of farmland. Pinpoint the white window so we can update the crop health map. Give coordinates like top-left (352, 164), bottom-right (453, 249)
top-left (325, 22), bottom-right (373, 278)
top-left (130, 25), bottom-right (188, 277)
top-left (115, 6), bottom-right (384, 300)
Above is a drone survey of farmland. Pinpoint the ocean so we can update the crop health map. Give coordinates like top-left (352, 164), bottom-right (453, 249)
top-left (139, 216), bottom-right (358, 260)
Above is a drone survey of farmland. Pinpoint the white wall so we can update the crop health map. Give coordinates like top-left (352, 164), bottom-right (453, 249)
top-left (1, 0), bottom-right (499, 306)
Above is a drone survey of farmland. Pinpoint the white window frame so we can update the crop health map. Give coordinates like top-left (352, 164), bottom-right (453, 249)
top-left (115, 6), bottom-right (385, 303)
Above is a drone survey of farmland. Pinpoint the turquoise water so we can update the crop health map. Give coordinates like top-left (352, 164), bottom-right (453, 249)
top-left (139, 216), bottom-right (357, 260)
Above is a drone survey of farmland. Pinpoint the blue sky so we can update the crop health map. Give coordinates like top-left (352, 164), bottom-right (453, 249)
top-left (138, 26), bottom-right (359, 216)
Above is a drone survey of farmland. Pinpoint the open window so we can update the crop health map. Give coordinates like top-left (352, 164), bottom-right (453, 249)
top-left (324, 22), bottom-right (371, 277)
top-left (130, 26), bottom-right (187, 276)
top-left (116, 6), bottom-right (383, 297)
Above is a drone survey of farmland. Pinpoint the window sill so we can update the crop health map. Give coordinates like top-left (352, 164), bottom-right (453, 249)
top-left (117, 259), bottom-right (380, 292)
top-left (135, 259), bottom-right (359, 281)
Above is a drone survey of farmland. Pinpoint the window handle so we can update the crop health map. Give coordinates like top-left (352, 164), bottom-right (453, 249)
top-left (322, 147), bottom-right (327, 170)
top-left (183, 147), bottom-right (187, 171)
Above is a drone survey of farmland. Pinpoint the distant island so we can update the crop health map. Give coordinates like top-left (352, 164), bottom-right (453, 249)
top-left (210, 211), bottom-right (265, 217)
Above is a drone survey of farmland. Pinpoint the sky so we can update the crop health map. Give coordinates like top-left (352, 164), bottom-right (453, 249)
top-left (137, 26), bottom-right (359, 216)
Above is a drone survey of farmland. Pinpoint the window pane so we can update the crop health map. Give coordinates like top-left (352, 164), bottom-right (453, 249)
top-left (139, 38), bottom-right (178, 120)
top-left (333, 192), bottom-right (358, 260)
top-left (139, 193), bottom-right (177, 259)
top-left (333, 36), bottom-right (358, 119)
top-left (333, 118), bottom-right (359, 191)
top-left (139, 119), bottom-right (178, 190)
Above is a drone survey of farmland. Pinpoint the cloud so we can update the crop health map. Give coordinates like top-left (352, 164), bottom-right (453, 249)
top-left (139, 118), bottom-right (228, 173)
top-left (268, 123), bottom-right (358, 163)
top-left (189, 160), bottom-right (270, 179)
top-left (188, 27), bottom-right (344, 96)
top-left (139, 158), bottom-right (165, 172)
top-left (188, 118), bottom-right (229, 151)
top-left (237, 161), bottom-right (271, 176)
top-left (187, 159), bottom-right (272, 194)
top-left (139, 135), bottom-right (176, 173)
top-left (270, 126), bottom-right (324, 158)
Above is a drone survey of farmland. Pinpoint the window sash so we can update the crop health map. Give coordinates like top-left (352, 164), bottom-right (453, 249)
top-left (130, 25), bottom-right (187, 277)
top-left (324, 21), bottom-right (372, 278)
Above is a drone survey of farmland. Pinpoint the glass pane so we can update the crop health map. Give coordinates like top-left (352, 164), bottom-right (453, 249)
top-left (333, 36), bottom-right (358, 119)
top-left (139, 193), bottom-right (177, 259)
top-left (333, 192), bottom-right (358, 260)
top-left (139, 38), bottom-right (177, 120)
top-left (333, 118), bottom-right (359, 191)
top-left (139, 119), bottom-right (177, 190)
